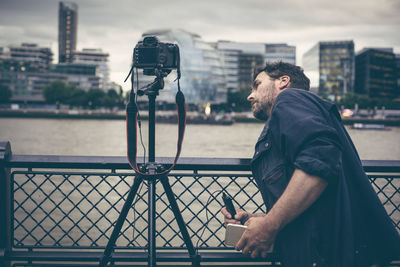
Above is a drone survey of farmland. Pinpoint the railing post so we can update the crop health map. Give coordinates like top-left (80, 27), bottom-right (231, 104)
top-left (0, 141), bottom-right (12, 267)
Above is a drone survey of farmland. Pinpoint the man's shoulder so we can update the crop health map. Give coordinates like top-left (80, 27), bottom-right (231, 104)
top-left (276, 88), bottom-right (318, 103)
top-left (275, 88), bottom-right (335, 111)
top-left (271, 88), bottom-right (339, 122)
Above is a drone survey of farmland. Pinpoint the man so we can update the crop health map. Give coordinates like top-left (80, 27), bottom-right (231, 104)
top-left (221, 62), bottom-right (400, 266)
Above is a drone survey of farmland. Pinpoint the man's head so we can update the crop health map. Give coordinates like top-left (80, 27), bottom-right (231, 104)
top-left (247, 62), bottom-right (310, 120)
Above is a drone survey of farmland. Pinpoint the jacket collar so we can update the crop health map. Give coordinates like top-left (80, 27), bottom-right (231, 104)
top-left (256, 118), bottom-right (271, 144)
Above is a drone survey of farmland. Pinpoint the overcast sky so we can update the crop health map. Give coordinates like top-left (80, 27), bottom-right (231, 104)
top-left (1, 0), bottom-right (399, 91)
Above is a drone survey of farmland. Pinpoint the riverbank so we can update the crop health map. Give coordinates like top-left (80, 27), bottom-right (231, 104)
top-left (0, 109), bottom-right (235, 125)
top-left (1, 108), bottom-right (400, 126)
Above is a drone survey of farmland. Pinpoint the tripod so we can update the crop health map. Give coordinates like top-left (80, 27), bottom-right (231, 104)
top-left (99, 71), bottom-right (200, 267)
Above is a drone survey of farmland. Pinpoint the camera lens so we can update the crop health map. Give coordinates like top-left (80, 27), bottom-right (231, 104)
top-left (159, 55), bottom-right (166, 63)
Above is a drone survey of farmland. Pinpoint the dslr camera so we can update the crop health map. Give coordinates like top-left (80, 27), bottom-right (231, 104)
top-left (133, 36), bottom-right (179, 76)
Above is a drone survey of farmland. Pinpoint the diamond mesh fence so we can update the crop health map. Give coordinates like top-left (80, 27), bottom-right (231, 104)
top-left (369, 175), bottom-right (400, 232)
top-left (10, 170), bottom-right (400, 249)
top-left (11, 171), bottom-right (265, 249)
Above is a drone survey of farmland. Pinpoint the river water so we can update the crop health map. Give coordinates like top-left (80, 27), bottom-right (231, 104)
top-left (1, 118), bottom-right (399, 159)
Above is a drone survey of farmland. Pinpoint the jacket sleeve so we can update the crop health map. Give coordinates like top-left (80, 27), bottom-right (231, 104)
top-left (269, 97), bottom-right (342, 184)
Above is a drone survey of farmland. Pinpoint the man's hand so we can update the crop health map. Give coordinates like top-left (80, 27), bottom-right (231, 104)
top-left (236, 215), bottom-right (278, 258)
top-left (234, 168), bottom-right (327, 258)
top-left (221, 207), bottom-right (250, 225)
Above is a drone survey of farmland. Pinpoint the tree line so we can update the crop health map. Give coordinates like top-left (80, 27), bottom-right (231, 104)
top-left (42, 80), bottom-right (126, 109)
top-left (0, 80), bottom-right (125, 109)
top-left (1, 81), bottom-right (399, 110)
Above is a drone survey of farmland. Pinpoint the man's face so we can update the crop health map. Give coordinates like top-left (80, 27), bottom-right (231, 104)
top-left (247, 72), bottom-right (280, 121)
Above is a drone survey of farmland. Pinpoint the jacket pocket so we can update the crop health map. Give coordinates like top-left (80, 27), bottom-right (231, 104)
top-left (262, 164), bottom-right (288, 204)
top-left (264, 165), bottom-right (284, 185)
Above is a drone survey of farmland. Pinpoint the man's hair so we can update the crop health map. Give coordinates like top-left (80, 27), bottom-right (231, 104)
top-left (253, 61), bottom-right (310, 90)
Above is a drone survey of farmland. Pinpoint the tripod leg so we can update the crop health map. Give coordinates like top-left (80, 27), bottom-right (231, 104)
top-left (99, 175), bottom-right (143, 267)
top-left (159, 175), bottom-right (201, 267)
top-left (148, 178), bottom-right (157, 267)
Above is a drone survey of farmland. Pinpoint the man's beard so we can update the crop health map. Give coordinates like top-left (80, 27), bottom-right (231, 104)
top-left (251, 102), bottom-right (270, 121)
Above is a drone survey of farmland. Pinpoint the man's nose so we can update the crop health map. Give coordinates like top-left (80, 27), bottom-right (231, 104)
top-left (247, 92), bottom-right (254, 102)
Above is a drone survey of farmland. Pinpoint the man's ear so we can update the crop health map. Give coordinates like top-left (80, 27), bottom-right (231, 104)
top-left (278, 75), bottom-right (291, 90)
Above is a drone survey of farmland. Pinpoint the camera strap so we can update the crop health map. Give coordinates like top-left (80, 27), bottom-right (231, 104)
top-left (126, 89), bottom-right (186, 177)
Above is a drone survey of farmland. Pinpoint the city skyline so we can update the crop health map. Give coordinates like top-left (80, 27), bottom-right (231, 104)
top-left (1, 0), bottom-right (399, 91)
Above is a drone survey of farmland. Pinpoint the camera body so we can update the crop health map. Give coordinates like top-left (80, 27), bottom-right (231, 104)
top-left (133, 36), bottom-right (179, 75)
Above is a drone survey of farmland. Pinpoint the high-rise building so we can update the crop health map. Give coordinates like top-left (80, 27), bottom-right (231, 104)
top-left (216, 41), bottom-right (266, 55)
top-left (215, 41), bottom-right (296, 93)
top-left (140, 29), bottom-right (227, 104)
top-left (238, 53), bottom-right (264, 92)
top-left (58, 1), bottom-right (78, 63)
top-left (72, 48), bottom-right (109, 90)
top-left (355, 48), bottom-right (397, 99)
top-left (215, 47), bottom-right (240, 92)
top-left (265, 44), bottom-right (296, 65)
top-left (215, 41), bottom-right (263, 93)
top-left (303, 41), bottom-right (355, 98)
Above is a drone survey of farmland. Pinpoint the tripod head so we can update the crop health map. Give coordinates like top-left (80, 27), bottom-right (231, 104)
top-left (137, 68), bottom-right (170, 97)
top-left (126, 44), bottom-right (185, 177)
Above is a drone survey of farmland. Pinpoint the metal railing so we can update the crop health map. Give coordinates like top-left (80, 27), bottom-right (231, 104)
top-left (1, 141), bottom-right (400, 266)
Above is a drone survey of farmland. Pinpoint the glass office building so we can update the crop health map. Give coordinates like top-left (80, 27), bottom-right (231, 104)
top-left (303, 41), bottom-right (355, 98)
top-left (215, 48), bottom-right (241, 92)
top-left (72, 49), bottom-right (110, 91)
top-left (216, 41), bottom-right (296, 93)
top-left (264, 44), bottom-right (296, 65)
top-left (140, 29), bottom-right (227, 104)
top-left (355, 48), bottom-right (397, 99)
top-left (238, 53), bottom-right (264, 92)
top-left (215, 41), bottom-right (265, 94)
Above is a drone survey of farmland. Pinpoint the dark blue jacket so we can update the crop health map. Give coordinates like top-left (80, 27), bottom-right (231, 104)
top-left (251, 88), bottom-right (400, 267)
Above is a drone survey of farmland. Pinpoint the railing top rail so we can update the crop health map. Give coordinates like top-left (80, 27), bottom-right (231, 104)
top-left (3, 154), bottom-right (400, 172)
top-left (5, 155), bottom-right (252, 171)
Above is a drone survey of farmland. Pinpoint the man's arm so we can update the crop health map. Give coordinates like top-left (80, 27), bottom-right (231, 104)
top-left (236, 168), bottom-right (328, 258)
